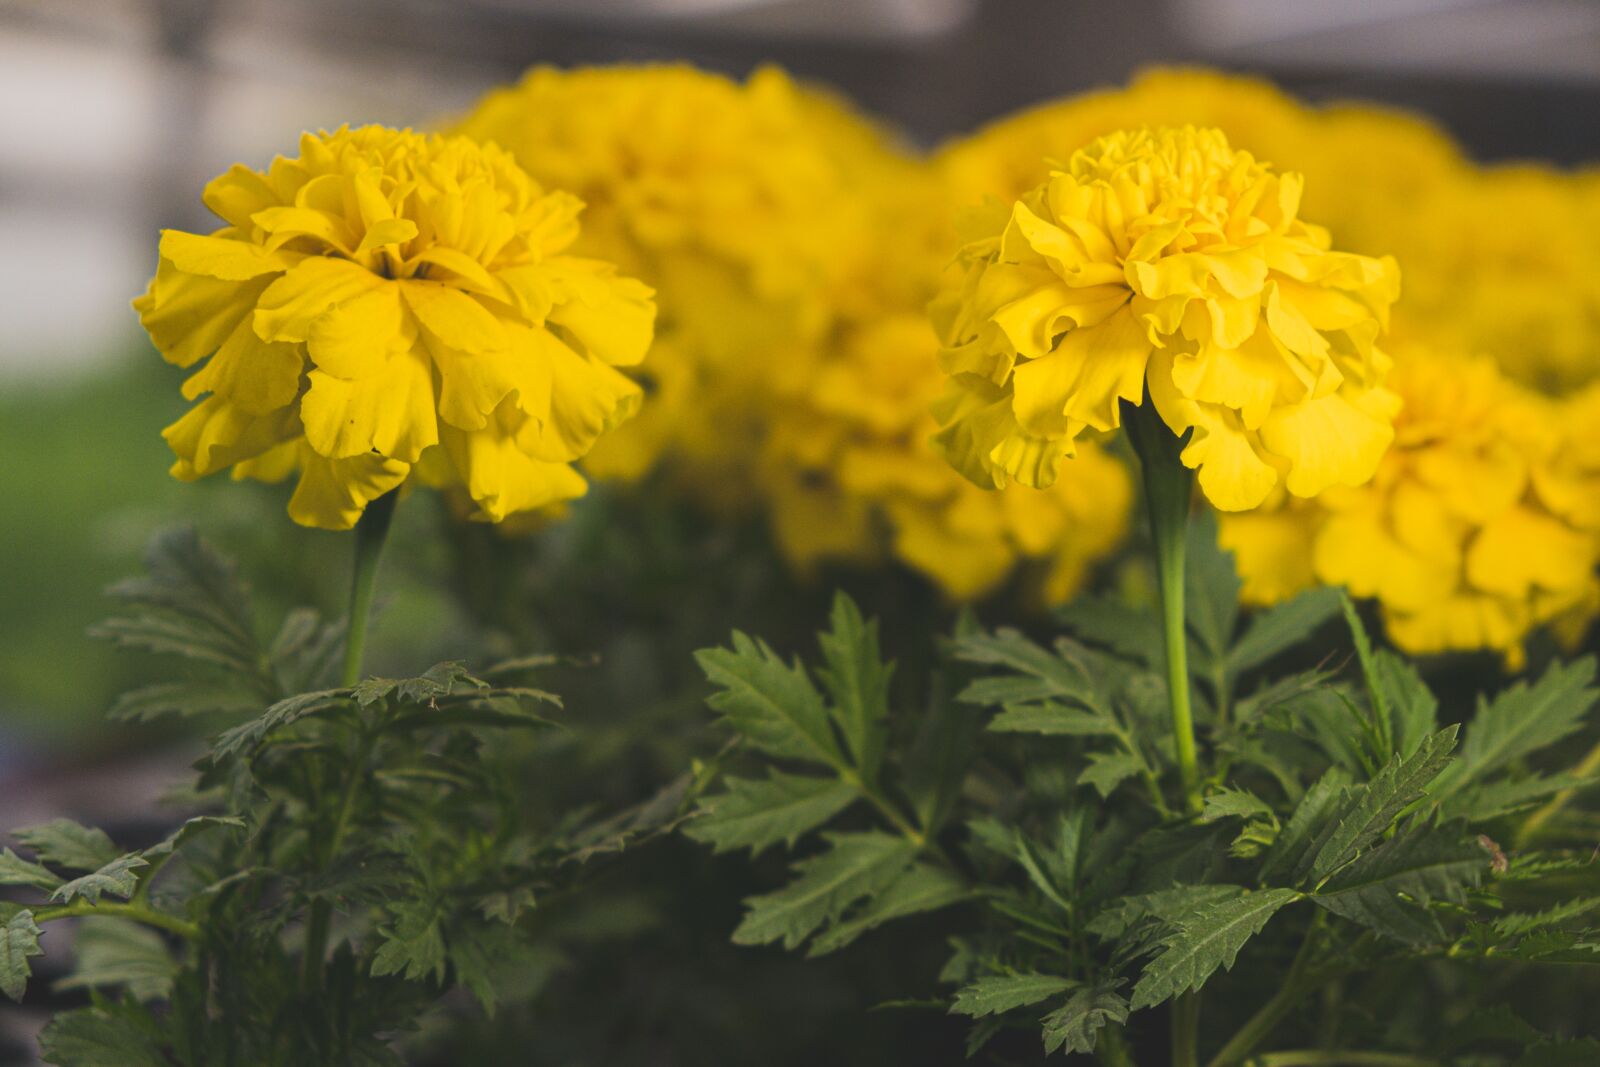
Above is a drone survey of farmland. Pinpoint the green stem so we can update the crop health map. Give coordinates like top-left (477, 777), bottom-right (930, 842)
top-left (1121, 397), bottom-right (1201, 815)
top-left (1096, 1024), bottom-right (1137, 1067)
top-left (1206, 918), bottom-right (1323, 1067)
top-left (1173, 992), bottom-right (1201, 1067)
top-left (302, 489), bottom-right (398, 991)
top-left (1517, 735), bottom-right (1600, 845)
top-left (35, 899), bottom-right (200, 941)
top-left (1246, 1053), bottom-right (1436, 1067)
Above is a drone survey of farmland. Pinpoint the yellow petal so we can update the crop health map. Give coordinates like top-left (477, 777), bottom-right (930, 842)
top-left (1011, 305), bottom-right (1149, 433)
top-left (439, 422), bottom-right (588, 523)
top-left (158, 230), bottom-right (292, 281)
top-left (1468, 506), bottom-right (1596, 599)
top-left (1260, 390), bottom-right (1392, 499)
top-left (300, 344), bottom-right (438, 463)
top-left (163, 396), bottom-right (299, 480)
top-left (254, 257), bottom-right (385, 342)
top-left (520, 329), bottom-right (642, 462)
top-left (306, 283), bottom-right (409, 379)
top-left (287, 452), bottom-right (410, 531)
top-left (136, 259), bottom-right (267, 368)
top-left (181, 317), bottom-right (304, 415)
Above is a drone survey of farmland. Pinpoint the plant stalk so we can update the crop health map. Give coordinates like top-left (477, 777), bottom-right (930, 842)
top-left (1517, 734), bottom-right (1600, 845)
top-left (1245, 1053), bottom-right (1437, 1067)
top-left (1206, 918), bottom-right (1323, 1067)
top-left (34, 899), bottom-right (201, 941)
top-left (1121, 397), bottom-right (1201, 813)
top-left (1173, 992), bottom-right (1202, 1067)
top-left (302, 488), bottom-right (399, 991)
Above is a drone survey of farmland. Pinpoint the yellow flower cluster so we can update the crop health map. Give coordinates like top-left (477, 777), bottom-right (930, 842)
top-left (1221, 351), bottom-right (1600, 666)
top-left (931, 125), bottom-right (1400, 512)
top-left (135, 125), bottom-right (655, 529)
top-left (452, 64), bottom-right (868, 503)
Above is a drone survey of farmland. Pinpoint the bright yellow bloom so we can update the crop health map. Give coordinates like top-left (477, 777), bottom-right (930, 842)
top-left (931, 125), bottom-right (1400, 512)
top-left (1223, 351), bottom-right (1600, 666)
top-left (452, 65), bottom-right (873, 502)
top-left (135, 125), bottom-right (655, 529)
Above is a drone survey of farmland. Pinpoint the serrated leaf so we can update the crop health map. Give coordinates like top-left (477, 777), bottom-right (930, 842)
top-left (697, 633), bottom-right (843, 766)
top-left (1079, 750), bottom-right (1145, 799)
top-left (950, 973), bottom-right (1074, 1017)
top-left (38, 1007), bottom-right (168, 1067)
top-left (1086, 885), bottom-right (1244, 939)
top-left (1226, 587), bottom-right (1341, 676)
top-left (953, 629), bottom-right (1097, 709)
top-left (1129, 888), bottom-right (1300, 1010)
top-left (269, 606), bottom-right (344, 691)
top-left (0, 848), bottom-right (64, 891)
top-left (1305, 727), bottom-right (1460, 883)
top-left (353, 661), bottom-right (486, 707)
top-left (684, 773), bottom-right (857, 856)
top-left (1340, 594), bottom-right (1391, 756)
top-left (108, 679), bottom-right (264, 723)
top-left (1042, 983), bottom-right (1129, 1055)
top-left (14, 820), bottom-right (120, 873)
top-left (1442, 773), bottom-right (1598, 822)
top-left (987, 701), bottom-right (1119, 736)
top-left (808, 862), bottom-right (968, 956)
top-left (1056, 597), bottom-right (1161, 668)
top-left (1515, 1038), bottom-right (1600, 1066)
top-left (1201, 788), bottom-right (1274, 824)
top-left (141, 815), bottom-right (247, 860)
top-left (1494, 896), bottom-right (1600, 937)
top-left (371, 900), bottom-right (446, 983)
top-left (731, 832), bottom-right (917, 949)
top-left (816, 593), bottom-right (892, 779)
top-left (210, 688), bottom-right (352, 759)
top-left (1374, 650), bottom-right (1436, 758)
top-left (50, 853), bottom-right (148, 905)
top-left (1313, 830), bottom-right (1485, 944)
top-left (902, 685), bottom-right (982, 838)
top-left (1437, 658), bottom-right (1599, 795)
top-left (0, 909), bottom-right (42, 1001)
top-left (1232, 668), bottom-right (1337, 728)
top-left (54, 918), bottom-right (176, 1001)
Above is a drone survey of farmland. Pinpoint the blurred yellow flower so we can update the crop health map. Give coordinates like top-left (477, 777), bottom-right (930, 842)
top-left (136, 125), bottom-right (655, 529)
top-left (1223, 352), bottom-right (1600, 665)
top-left (931, 125), bottom-right (1400, 512)
top-left (452, 64), bottom-right (877, 503)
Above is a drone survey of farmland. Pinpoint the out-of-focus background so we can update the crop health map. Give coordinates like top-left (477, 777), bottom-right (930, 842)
top-left (0, 0), bottom-right (1596, 1058)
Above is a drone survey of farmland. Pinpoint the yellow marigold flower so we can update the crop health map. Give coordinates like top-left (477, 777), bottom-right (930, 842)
top-left (931, 125), bottom-right (1400, 512)
top-left (1223, 351), bottom-right (1600, 666)
top-left (134, 125), bottom-right (655, 530)
top-left (452, 65), bottom-right (873, 499)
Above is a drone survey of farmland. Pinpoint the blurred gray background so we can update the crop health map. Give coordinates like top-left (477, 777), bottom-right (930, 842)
top-left (2, 0), bottom-right (1598, 380)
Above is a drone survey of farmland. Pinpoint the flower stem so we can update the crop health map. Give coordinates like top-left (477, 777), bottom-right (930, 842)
top-left (33, 899), bottom-right (200, 941)
top-left (1121, 398), bottom-right (1202, 814)
top-left (1206, 918), bottom-right (1324, 1067)
top-left (302, 489), bottom-right (399, 991)
top-left (1245, 1053), bottom-right (1437, 1067)
top-left (1173, 992), bottom-right (1202, 1067)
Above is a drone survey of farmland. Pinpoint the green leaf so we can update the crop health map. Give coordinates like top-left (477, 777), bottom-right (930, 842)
top-left (1515, 1038), bottom-right (1600, 1066)
top-left (371, 900), bottom-right (446, 983)
top-left (14, 820), bottom-right (120, 873)
top-left (731, 832), bottom-right (917, 950)
top-left (1313, 830), bottom-right (1485, 944)
top-left (816, 593), bottom-right (892, 779)
top-left (1184, 509), bottom-right (1241, 671)
top-left (1086, 885), bottom-right (1244, 939)
top-left (1042, 983), bottom-right (1129, 1055)
top-left (950, 973), bottom-right (1074, 1018)
top-left (1494, 896), bottom-right (1600, 937)
top-left (808, 862), bottom-right (968, 956)
top-left (987, 701), bottom-right (1119, 736)
top-left (902, 683), bottom-right (983, 838)
top-left (1055, 596), bottom-right (1161, 669)
top-left (38, 1006), bottom-right (168, 1067)
top-left (141, 815), bottom-right (247, 860)
top-left (684, 772), bottom-right (857, 856)
top-left (1305, 726), bottom-right (1460, 883)
top-left (1231, 667), bottom-right (1337, 728)
top-left (1374, 650), bottom-right (1437, 757)
top-left (1437, 658), bottom-right (1598, 794)
top-left (352, 661), bottom-right (486, 708)
top-left (0, 908), bottom-right (42, 1001)
top-left (1129, 888), bottom-right (1301, 1010)
top-left (1226, 587), bottom-right (1341, 676)
top-left (953, 629), bottom-right (1097, 709)
top-left (108, 679), bottom-right (264, 723)
top-left (50, 853), bottom-right (148, 905)
top-left (0, 848), bottom-right (64, 891)
top-left (697, 633), bottom-right (843, 766)
top-left (1340, 594), bottom-right (1390, 755)
top-left (1201, 788), bottom-right (1274, 824)
top-left (54, 918), bottom-right (176, 1001)
top-left (210, 688), bottom-right (352, 759)
top-left (1442, 773), bottom-right (1598, 822)
top-left (1079, 750), bottom-right (1146, 799)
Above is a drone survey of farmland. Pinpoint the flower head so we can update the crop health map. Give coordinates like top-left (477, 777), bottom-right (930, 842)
top-left (453, 65), bottom-right (876, 498)
top-left (931, 125), bottom-right (1400, 512)
top-left (135, 125), bottom-right (655, 529)
top-left (1222, 351), bottom-right (1600, 666)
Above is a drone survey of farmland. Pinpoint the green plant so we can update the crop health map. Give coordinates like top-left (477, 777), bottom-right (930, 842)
top-left (688, 515), bottom-right (1600, 1064)
top-left (0, 527), bottom-right (682, 1065)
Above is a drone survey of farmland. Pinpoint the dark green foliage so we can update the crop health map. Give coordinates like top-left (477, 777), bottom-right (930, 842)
top-left (691, 533), bottom-right (1600, 1064)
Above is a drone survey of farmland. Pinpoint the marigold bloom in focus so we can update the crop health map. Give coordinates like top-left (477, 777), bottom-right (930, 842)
top-left (1222, 352), bottom-right (1600, 666)
top-left (931, 125), bottom-right (1400, 513)
top-left (135, 125), bottom-right (654, 529)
